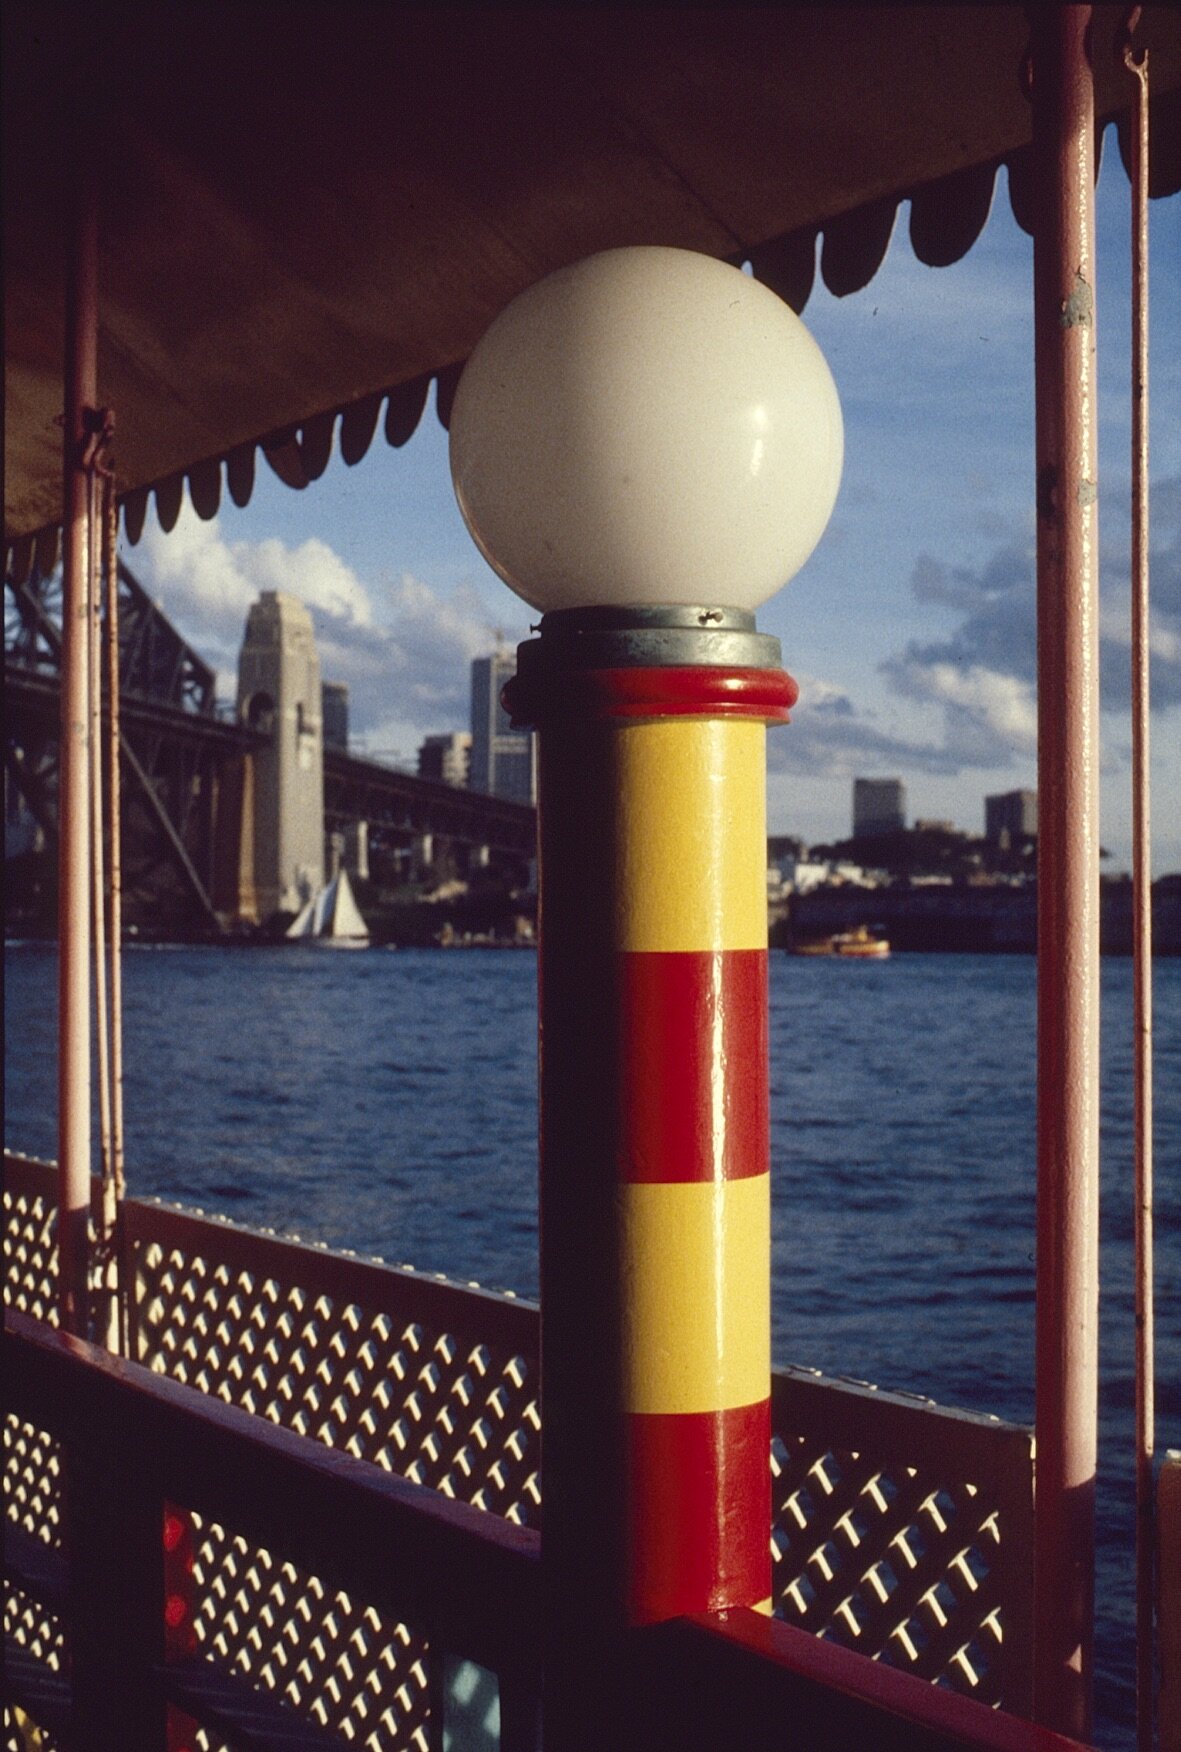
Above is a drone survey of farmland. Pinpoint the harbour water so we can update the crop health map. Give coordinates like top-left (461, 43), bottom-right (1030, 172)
top-left (4, 942), bottom-right (1179, 1747)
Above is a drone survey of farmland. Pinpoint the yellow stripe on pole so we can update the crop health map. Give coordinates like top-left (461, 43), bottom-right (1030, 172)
top-left (619, 1174), bottom-right (770, 1414)
top-left (613, 719), bottom-right (767, 952)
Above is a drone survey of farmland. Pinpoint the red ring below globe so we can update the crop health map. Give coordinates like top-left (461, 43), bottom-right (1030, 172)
top-left (504, 665), bottom-right (797, 727)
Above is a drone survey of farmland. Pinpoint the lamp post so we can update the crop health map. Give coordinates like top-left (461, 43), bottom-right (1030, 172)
top-left (450, 246), bottom-right (842, 1748)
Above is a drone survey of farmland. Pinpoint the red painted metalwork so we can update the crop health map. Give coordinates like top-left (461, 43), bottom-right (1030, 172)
top-left (638, 1609), bottom-right (1094, 1752)
top-left (1121, 15), bottom-right (1156, 1750)
top-left (5, 1152), bottom-right (1047, 1719)
top-left (627, 1401), bottom-right (771, 1621)
top-left (618, 950), bottom-right (769, 1182)
top-left (103, 475), bottom-right (127, 1237)
top-left (1030, 7), bottom-right (1101, 1739)
top-left (163, 1502), bottom-right (200, 1752)
top-left (57, 170), bottom-right (98, 1336)
top-left (89, 464), bottom-right (112, 1267)
top-left (6, 1306), bottom-right (1081, 1752)
top-left (506, 663), bottom-right (798, 725)
top-left (162, 1504), bottom-right (196, 1657)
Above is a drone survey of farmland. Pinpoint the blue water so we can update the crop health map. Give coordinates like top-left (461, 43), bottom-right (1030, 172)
top-left (5, 943), bottom-right (1179, 1747)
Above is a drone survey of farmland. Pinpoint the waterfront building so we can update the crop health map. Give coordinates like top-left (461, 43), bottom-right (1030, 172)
top-left (774, 855), bottom-right (834, 894)
top-left (986, 789), bottom-right (1038, 844)
top-left (852, 776), bottom-right (906, 837)
top-left (418, 731), bottom-right (472, 787)
top-left (321, 681), bottom-right (350, 752)
top-left (469, 653), bottom-right (537, 804)
top-left (767, 833), bottom-right (807, 861)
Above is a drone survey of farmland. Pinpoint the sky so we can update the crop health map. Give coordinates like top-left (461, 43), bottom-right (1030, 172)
top-left (131, 133), bottom-right (1180, 872)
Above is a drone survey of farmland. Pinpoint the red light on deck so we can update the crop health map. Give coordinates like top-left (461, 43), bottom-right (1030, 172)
top-left (164, 1592), bottom-right (188, 1630)
top-left (163, 1512), bottom-right (186, 1552)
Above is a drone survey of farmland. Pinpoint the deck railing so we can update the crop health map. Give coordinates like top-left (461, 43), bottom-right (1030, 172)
top-left (6, 1150), bottom-right (1054, 1750)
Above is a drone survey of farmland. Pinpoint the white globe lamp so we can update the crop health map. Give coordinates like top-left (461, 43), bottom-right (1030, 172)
top-left (449, 245), bottom-right (843, 615)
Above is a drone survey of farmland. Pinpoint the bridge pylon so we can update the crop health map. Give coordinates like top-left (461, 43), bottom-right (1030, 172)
top-left (235, 592), bottom-right (324, 924)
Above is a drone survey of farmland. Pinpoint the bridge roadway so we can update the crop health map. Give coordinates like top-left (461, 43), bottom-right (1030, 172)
top-left (324, 746), bottom-right (534, 856)
top-left (7, 662), bottom-right (536, 859)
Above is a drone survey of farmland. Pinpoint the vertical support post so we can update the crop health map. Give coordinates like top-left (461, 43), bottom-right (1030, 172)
top-left (102, 487), bottom-right (127, 1345)
top-left (162, 1503), bottom-right (201, 1752)
top-left (508, 610), bottom-right (793, 1750)
top-left (1030, 7), bottom-right (1100, 1738)
top-left (1159, 1453), bottom-right (1181, 1752)
top-left (1122, 28), bottom-right (1156, 1752)
top-left (58, 170), bottom-right (98, 1335)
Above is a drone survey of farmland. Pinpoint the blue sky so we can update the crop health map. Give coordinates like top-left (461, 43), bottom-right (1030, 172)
top-left (134, 132), bottom-right (1180, 871)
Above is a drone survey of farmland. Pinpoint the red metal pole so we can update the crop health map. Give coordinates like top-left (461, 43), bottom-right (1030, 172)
top-left (1122, 24), bottom-right (1155, 1752)
top-left (58, 171), bottom-right (98, 1335)
top-left (508, 609), bottom-right (793, 1751)
top-left (1030, 7), bottom-right (1101, 1739)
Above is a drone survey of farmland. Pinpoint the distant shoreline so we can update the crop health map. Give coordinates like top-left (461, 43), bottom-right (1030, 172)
top-left (776, 874), bottom-right (1181, 956)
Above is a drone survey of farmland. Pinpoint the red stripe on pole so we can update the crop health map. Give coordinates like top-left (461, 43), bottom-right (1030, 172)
top-left (506, 664), bottom-right (797, 727)
top-left (618, 950), bottom-right (769, 1183)
top-left (627, 1398), bottom-right (771, 1622)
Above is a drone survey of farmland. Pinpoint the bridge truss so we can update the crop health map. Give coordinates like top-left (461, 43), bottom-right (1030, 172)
top-left (5, 560), bottom-right (253, 936)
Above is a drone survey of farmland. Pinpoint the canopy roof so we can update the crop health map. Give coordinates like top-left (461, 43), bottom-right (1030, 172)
top-left (4, 3), bottom-right (1179, 568)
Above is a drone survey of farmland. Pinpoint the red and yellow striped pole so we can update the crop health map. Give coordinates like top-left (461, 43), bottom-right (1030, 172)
top-left (508, 626), bottom-right (795, 1743)
top-left (448, 243), bottom-right (842, 1748)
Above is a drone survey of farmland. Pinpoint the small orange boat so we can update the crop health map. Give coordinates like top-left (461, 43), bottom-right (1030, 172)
top-left (789, 925), bottom-right (890, 958)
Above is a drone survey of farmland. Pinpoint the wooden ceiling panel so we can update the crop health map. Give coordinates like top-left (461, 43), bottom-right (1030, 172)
top-left (4, 4), bottom-right (1179, 542)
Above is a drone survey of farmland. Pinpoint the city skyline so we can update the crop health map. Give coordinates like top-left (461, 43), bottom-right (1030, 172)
top-left (130, 138), bottom-right (1179, 872)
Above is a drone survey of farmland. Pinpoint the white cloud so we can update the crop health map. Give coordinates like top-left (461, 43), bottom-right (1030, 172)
top-left (142, 505), bottom-right (375, 638)
top-left (1099, 598), bottom-right (1181, 664)
top-left (247, 536), bottom-right (374, 628)
top-left (132, 504), bottom-right (519, 740)
top-left (887, 659), bottom-right (1038, 754)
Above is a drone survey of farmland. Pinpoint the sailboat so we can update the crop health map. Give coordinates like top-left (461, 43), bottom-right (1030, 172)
top-left (285, 866), bottom-right (370, 947)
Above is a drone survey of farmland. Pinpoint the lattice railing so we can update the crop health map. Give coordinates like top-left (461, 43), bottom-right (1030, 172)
top-left (4, 1157), bottom-right (68, 1752)
top-left (4, 1155), bottom-right (59, 1328)
top-left (189, 1520), bottom-right (436, 1749)
top-left (125, 1201), bottom-right (541, 1526)
top-left (4, 1150), bottom-right (1035, 1747)
top-left (769, 1368), bottom-right (1033, 1710)
top-left (121, 1197), bottom-right (541, 1747)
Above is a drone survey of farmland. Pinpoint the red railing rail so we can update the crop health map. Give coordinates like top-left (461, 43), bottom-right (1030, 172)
top-left (626, 1610), bottom-right (1090, 1752)
top-left (4, 1307), bottom-right (1091, 1752)
top-left (5, 1305), bottom-right (542, 1751)
top-left (5, 1147), bottom-right (1036, 1722)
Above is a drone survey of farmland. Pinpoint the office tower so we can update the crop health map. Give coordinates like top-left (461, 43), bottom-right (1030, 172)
top-left (418, 731), bottom-right (472, 786)
top-left (985, 790), bottom-right (1038, 843)
top-left (852, 777), bottom-right (906, 837)
top-left (321, 681), bottom-right (350, 752)
top-left (470, 653), bottom-right (537, 804)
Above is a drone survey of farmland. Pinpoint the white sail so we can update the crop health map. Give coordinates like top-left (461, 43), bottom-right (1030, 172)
top-left (328, 869), bottom-right (369, 941)
top-left (285, 891), bottom-right (319, 938)
top-left (312, 878), bottom-right (336, 935)
top-left (285, 869), bottom-right (368, 944)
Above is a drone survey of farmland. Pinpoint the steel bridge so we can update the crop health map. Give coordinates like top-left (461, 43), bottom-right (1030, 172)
top-left (5, 564), bottom-right (536, 935)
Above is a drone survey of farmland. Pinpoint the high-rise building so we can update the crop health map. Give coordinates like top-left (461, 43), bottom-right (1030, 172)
top-left (852, 777), bottom-right (906, 837)
top-left (321, 681), bottom-right (350, 751)
top-left (469, 653), bottom-right (537, 804)
top-left (985, 789), bottom-right (1037, 843)
top-left (418, 731), bottom-right (472, 787)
